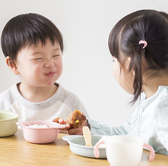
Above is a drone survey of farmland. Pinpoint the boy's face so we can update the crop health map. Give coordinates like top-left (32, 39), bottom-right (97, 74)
top-left (13, 40), bottom-right (63, 87)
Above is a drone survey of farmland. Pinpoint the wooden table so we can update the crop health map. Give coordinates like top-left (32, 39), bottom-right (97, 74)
top-left (0, 130), bottom-right (168, 166)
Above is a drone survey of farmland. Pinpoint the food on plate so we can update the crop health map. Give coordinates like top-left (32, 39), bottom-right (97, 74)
top-left (53, 109), bottom-right (86, 129)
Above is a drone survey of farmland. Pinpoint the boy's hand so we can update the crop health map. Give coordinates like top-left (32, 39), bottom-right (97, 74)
top-left (53, 118), bottom-right (70, 130)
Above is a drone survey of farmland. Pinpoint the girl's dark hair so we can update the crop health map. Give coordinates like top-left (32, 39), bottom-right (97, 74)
top-left (108, 9), bottom-right (168, 103)
top-left (1, 13), bottom-right (63, 60)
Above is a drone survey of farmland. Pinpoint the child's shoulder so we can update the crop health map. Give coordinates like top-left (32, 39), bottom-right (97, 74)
top-left (156, 86), bottom-right (168, 102)
top-left (58, 84), bottom-right (79, 100)
top-left (0, 84), bottom-right (16, 97)
top-left (153, 86), bottom-right (168, 123)
top-left (0, 84), bottom-right (17, 109)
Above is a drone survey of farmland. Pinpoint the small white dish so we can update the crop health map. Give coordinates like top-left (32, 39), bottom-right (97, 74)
top-left (62, 135), bottom-right (106, 158)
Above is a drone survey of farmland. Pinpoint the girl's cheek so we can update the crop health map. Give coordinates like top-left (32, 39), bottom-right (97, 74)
top-left (112, 64), bottom-right (120, 83)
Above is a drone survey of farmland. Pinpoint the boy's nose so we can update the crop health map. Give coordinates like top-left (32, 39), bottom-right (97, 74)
top-left (45, 59), bottom-right (55, 68)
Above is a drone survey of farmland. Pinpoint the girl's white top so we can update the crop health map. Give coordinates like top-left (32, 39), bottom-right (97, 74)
top-left (89, 86), bottom-right (168, 155)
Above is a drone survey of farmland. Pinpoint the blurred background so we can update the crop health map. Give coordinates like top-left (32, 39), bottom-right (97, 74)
top-left (0, 0), bottom-right (168, 125)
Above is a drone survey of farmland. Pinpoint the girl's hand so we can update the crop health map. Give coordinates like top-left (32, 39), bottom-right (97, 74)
top-left (67, 120), bottom-right (88, 135)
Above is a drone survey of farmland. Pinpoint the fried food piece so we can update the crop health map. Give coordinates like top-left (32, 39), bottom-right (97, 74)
top-left (53, 117), bottom-right (61, 123)
top-left (67, 109), bottom-right (86, 129)
top-left (53, 110), bottom-right (86, 129)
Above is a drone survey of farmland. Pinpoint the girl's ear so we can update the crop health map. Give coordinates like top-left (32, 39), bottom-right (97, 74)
top-left (6, 56), bottom-right (20, 75)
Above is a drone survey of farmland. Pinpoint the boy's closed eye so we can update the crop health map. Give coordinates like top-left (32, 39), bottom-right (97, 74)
top-left (34, 58), bottom-right (43, 61)
top-left (53, 55), bottom-right (60, 58)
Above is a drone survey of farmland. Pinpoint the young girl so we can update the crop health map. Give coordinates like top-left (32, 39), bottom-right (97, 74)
top-left (0, 13), bottom-right (89, 122)
top-left (62, 9), bottom-right (168, 155)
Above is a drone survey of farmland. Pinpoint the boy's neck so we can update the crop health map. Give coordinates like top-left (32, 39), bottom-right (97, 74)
top-left (17, 83), bottom-right (58, 102)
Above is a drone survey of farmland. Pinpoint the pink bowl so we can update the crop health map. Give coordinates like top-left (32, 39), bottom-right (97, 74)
top-left (16, 121), bottom-right (66, 144)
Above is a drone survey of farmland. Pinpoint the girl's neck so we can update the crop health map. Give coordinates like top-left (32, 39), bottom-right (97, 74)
top-left (17, 82), bottom-right (58, 102)
top-left (142, 74), bottom-right (168, 98)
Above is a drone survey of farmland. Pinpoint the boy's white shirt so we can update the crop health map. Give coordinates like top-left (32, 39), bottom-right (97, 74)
top-left (89, 86), bottom-right (168, 155)
top-left (0, 83), bottom-right (89, 121)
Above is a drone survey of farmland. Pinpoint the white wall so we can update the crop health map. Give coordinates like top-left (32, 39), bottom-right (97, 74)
top-left (0, 0), bottom-right (168, 126)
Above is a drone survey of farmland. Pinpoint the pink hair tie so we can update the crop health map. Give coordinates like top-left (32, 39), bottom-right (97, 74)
top-left (139, 40), bottom-right (147, 49)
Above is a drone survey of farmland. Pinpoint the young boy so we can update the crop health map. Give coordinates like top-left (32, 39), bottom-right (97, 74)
top-left (0, 13), bottom-right (89, 121)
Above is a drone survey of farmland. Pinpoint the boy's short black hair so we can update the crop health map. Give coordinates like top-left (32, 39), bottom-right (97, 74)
top-left (1, 13), bottom-right (63, 60)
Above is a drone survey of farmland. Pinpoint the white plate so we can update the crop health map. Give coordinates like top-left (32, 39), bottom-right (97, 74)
top-left (62, 135), bottom-right (106, 158)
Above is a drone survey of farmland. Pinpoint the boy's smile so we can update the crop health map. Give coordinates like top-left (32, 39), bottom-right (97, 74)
top-left (45, 72), bottom-right (56, 77)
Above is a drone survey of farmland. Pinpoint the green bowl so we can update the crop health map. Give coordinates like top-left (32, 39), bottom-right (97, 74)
top-left (0, 110), bottom-right (19, 137)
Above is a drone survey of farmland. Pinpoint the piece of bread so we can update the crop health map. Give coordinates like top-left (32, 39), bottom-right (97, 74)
top-left (53, 109), bottom-right (86, 129)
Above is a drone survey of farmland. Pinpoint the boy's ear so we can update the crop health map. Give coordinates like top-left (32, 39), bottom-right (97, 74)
top-left (6, 56), bottom-right (20, 75)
